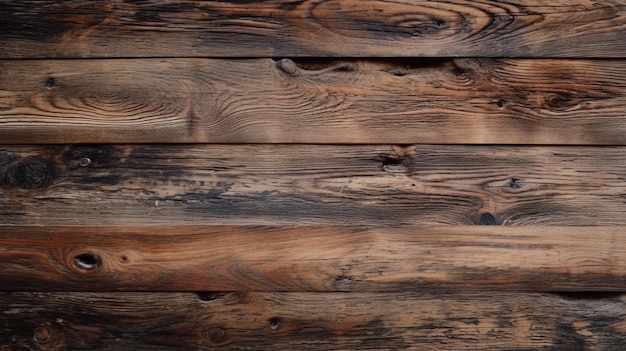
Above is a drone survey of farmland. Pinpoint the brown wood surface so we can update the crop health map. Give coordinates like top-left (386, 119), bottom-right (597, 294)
top-left (1, 144), bottom-right (626, 226)
top-left (2, 291), bottom-right (625, 350)
top-left (3, 1), bottom-right (626, 350)
top-left (1, 225), bottom-right (626, 291)
top-left (1, 0), bottom-right (625, 59)
top-left (2, 58), bottom-right (626, 144)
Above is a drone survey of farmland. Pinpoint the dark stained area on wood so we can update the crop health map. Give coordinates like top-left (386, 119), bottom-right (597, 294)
top-left (1, 144), bottom-right (625, 226)
top-left (0, 0), bottom-right (625, 58)
top-left (1, 58), bottom-right (626, 144)
top-left (2, 292), bottom-right (625, 350)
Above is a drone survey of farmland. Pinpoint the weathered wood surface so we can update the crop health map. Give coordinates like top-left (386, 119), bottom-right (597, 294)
top-left (1, 225), bottom-right (626, 291)
top-left (1, 144), bottom-right (626, 226)
top-left (1, 0), bottom-right (625, 59)
top-left (2, 58), bottom-right (626, 144)
top-left (1, 292), bottom-right (625, 350)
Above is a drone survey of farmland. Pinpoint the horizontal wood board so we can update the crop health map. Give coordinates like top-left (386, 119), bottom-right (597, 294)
top-left (1, 0), bottom-right (625, 58)
top-left (2, 225), bottom-right (626, 292)
top-left (1, 144), bottom-right (626, 226)
top-left (2, 58), bottom-right (626, 144)
top-left (2, 292), bottom-right (625, 350)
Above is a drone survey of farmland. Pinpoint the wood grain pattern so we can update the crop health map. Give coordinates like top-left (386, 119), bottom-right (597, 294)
top-left (1, 144), bottom-right (626, 226)
top-left (2, 58), bottom-right (626, 144)
top-left (1, 225), bottom-right (626, 291)
top-left (1, 0), bottom-right (625, 58)
top-left (2, 291), bottom-right (625, 350)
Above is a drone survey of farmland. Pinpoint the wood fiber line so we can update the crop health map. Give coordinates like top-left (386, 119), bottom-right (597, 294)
top-left (2, 58), bottom-right (626, 144)
top-left (1, 225), bottom-right (626, 291)
top-left (2, 291), bottom-right (625, 350)
top-left (1, 144), bottom-right (626, 226)
top-left (1, 0), bottom-right (625, 58)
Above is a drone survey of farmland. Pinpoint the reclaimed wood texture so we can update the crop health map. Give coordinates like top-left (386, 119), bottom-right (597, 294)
top-left (2, 292), bottom-right (626, 350)
top-left (1, 225), bottom-right (626, 292)
top-left (2, 58), bottom-right (626, 144)
top-left (1, 144), bottom-right (626, 226)
top-left (3, 1), bottom-right (626, 350)
top-left (1, 0), bottom-right (625, 58)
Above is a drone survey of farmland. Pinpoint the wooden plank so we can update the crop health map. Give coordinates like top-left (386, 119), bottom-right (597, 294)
top-left (1, 291), bottom-right (625, 350)
top-left (1, 144), bottom-right (626, 226)
top-left (1, 225), bottom-right (626, 291)
top-left (2, 59), bottom-right (626, 144)
top-left (1, 0), bottom-right (625, 58)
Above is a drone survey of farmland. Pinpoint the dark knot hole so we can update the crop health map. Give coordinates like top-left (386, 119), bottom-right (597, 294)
top-left (72, 252), bottom-right (102, 271)
top-left (269, 317), bottom-right (282, 330)
top-left (480, 213), bottom-right (497, 225)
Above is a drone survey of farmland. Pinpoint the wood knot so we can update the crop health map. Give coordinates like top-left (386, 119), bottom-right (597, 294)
top-left (547, 95), bottom-right (563, 108)
top-left (72, 252), bottom-right (103, 272)
top-left (205, 327), bottom-right (227, 343)
top-left (5, 157), bottom-right (54, 190)
top-left (479, 213), bottom-right (497, 225)
top-left (334, 275), bottom-right (353, 290)
top-left (276, 59), bottom-right (299, 75)
top-left (33, 326), bottom-right (53, 344)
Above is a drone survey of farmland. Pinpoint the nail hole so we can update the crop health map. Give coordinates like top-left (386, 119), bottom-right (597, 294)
top-left (496, 100), bottom-right (505, 108)
top-left (45, 77), bottom-right (56, 89)
top-left (72, 252), bottom-right (102, 271)
top-left (79, 157), bottom-right (92, 167)
top-left (480, 213), bottom-right (496, 225)
top-left (509, 177), bottom-right (521, 189)
top-left (269, 318), bottom-right (282, 330)
top-left (120, 255), bottom-right (129, 263)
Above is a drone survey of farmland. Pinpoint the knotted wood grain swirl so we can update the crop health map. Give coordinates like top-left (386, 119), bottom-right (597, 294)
top-left (2, 59), bottom-right (626, 144)
top-left (1, 225), bottom-right (626, 291)
top-left (0, 0), bottom-right (624, 58)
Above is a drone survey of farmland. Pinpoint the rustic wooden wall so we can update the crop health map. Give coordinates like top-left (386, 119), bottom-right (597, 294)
top-left (1, 1), bottom-right (626, 350)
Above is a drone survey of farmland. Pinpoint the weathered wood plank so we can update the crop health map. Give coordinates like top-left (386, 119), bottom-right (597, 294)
top-left (1, 291), bottom-right (625, 350)
top-left (2, 58), bottom-right (626, 144)
top-left (1, 144), bottom-right (626, 226)
top-left (1, 225), bottom-right (626, 291)
top-left (1, 0), bottom-right (625, 58)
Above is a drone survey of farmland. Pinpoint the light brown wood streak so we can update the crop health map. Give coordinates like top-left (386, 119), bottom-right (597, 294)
top-left (2, 292), bottom-right (625, 350)
top-left (2, 59), bottom-right (626, 144)
top-left (1, 225), bottom-right (625, 291)
top-left (1, 144), bottom-right (626, 226)
top-left (0, 0), bottom-right (625, 58)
